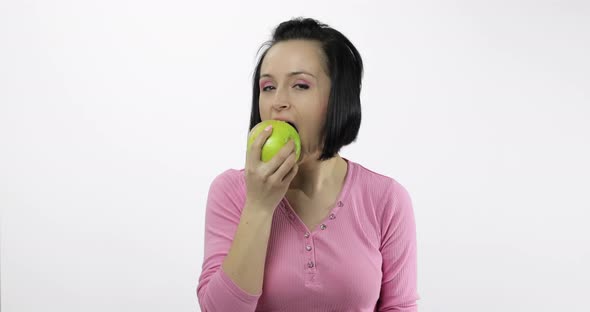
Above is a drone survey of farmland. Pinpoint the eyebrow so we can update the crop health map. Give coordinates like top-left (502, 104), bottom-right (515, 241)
top-left (260, 71), bottom-right (316, 79)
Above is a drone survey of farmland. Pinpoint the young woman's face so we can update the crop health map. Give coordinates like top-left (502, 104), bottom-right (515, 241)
top-left (258, 39), bottom-right (332, 160)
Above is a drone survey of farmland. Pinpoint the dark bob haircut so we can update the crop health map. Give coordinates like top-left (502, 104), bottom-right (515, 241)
top-left (249, 17), bottom-right (363, 161)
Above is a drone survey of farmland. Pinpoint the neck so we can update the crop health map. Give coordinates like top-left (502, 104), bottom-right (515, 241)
top-left (288, 153), bottom-right (344, 198)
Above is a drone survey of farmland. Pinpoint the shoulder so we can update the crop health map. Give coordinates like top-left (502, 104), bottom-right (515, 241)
top-left (348, 159), bottom-right (410, 203)
top-left (210, 168), bottom-right (246, 191)
top-left (346, 159), bottom-right (413, 225)
top-left (206, 168), bottom-right (248, 206)
top-left (203, 168), bottom-right (250, 219)
top-left (345, 159), bottom-right (414, 244)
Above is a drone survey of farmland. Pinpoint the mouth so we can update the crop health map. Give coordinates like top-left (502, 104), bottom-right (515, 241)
top-left (286, 121), bottom-right (299, 132)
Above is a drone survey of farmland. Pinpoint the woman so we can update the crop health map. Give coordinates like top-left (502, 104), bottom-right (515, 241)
top-left (197, 17), bottom-right (419, 311)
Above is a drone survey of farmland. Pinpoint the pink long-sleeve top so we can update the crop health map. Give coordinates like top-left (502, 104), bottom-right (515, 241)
top-left (197, 157), bottom-right (420, 311)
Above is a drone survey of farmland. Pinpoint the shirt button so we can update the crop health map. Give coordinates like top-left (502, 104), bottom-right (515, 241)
top-left (307, 261), bottom-right (315, 268)
top-left (304, 232), bottom-right (310, 238)
top-left (337, 201), bottom-right (343, 207)
top-left (320, 224), bottom-right (327, 230)
top-left (329, 213), bottom-right (336, 220)
top-left (305, 245), bottom-right (312, 251)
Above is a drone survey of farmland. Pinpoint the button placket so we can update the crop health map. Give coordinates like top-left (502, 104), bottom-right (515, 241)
top-left (304, 231), bottom-right (313, 253)
top-left (304, 233), bottom-right (316, 273)
top-left (305, 252), bottom-right (316, 271)
top-left (301, 200), bottom-right (345, 275)
top-left (322, 201), bottom-right (342, 229)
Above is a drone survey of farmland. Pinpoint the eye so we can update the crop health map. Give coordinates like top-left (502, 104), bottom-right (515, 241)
top-left (261, 85), bottom-right (275, 92)
top-left (294, 83), bottom-right (309, 90)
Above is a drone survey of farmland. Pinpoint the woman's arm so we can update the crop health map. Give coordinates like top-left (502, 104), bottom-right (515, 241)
top-left (196, 171), bottom-right (273, 311)
top-left (376, 180), bottom-right (420, 311)
top-left (221, 201), bottom-right (273, 294)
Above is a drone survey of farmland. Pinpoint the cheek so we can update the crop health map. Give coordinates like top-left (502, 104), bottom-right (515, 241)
top-left (302, 116), bottom-right (324, 142)
top-left (258, 99), bottom-right (271, 119)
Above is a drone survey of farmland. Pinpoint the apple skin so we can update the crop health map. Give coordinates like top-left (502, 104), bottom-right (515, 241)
top-left (247, 120), bottom-right (301, 162)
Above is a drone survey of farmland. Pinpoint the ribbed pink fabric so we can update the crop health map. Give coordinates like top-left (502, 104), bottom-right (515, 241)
top-left (197, 158), bottom-right (419, 311)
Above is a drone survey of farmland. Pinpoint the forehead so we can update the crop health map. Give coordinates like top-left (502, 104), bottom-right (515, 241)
top-left (261, 40), bottom-right (326, 76)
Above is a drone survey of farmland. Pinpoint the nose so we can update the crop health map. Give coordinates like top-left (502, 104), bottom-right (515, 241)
top-left (272, 88), bottom-right (291, 111)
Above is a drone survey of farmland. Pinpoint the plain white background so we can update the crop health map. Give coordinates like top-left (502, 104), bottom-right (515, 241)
top-left (1, 0), bottom-right (589, 311)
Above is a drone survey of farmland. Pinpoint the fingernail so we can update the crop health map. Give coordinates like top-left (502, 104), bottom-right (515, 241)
top-left (264, 125), bottom-right (273, 131)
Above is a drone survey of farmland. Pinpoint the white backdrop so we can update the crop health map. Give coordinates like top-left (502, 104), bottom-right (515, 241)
top-left (1, 1), bottom-right (589, 311)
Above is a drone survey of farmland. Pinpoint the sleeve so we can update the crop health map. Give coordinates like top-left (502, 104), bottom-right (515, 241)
top-left (196, 170), bottom-right (262, 311)
top-left (376, 180), bottom-right (420, 311)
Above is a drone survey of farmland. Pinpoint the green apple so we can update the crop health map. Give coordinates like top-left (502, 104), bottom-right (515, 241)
top-left (247, 120), bottom-right (301, 162)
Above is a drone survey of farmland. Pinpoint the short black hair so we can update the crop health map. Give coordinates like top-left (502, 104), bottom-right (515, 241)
top-left (249, 17), bottom-right (363, 161)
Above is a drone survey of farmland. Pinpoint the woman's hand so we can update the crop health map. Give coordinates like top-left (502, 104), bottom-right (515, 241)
top-left (244, 125), bottom-right (299, 212)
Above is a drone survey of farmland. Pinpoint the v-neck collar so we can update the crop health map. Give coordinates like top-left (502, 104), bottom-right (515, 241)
top-left (279, 157), bottom-right (355, 234)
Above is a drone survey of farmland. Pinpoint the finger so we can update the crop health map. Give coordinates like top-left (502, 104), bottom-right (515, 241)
top-left (272, 150), bottom-right (297, 182)
top-left (281, 160), bottom-right (299, 183)
top-left (248, 125), bottom-right (273, 165)
top-left (265, 139), bottom-right (295, 176)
